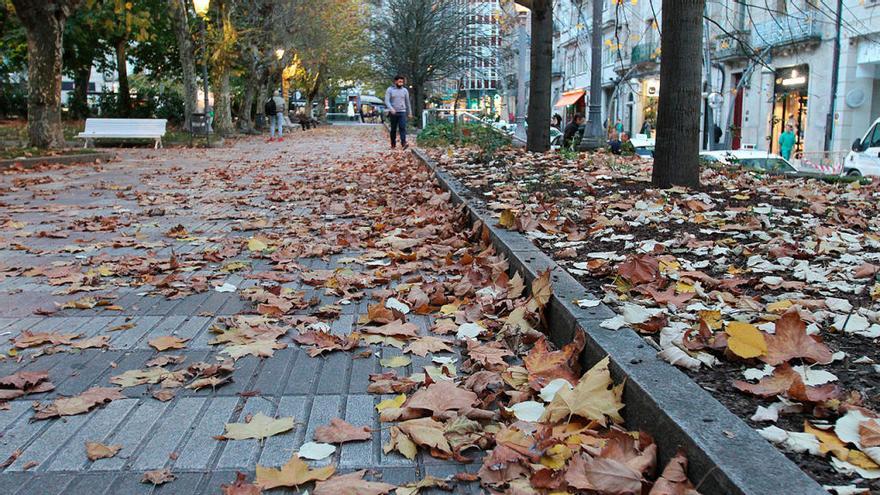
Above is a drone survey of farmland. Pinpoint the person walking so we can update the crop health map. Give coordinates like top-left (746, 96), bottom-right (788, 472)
top-left (779, 124), bottom-right (795, 160)
top-left (384, 75), bottom-right (412, 149)
top-left (265, 90), bottom-right (286, 142)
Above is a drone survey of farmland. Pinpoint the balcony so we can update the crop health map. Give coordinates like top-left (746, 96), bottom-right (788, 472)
top-left (751, 15), bottom-right (822, 50)
top-left (712, 31), bottom-right (749, 60)
top-left (552, 62), bottom-right (564, 79)
top-left (631, 41), bottom-right (660, 65)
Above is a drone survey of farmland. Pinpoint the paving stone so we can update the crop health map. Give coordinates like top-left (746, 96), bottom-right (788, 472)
top-left (173, 396), bottom-right (240, 470)
top-left (348, 352), bottom-right (377, 393)
top-left (339, 394), bottom-right (375, 468)
top-left (258, 396), bottom-right (310, 467)
top-left (61, 473), bottom-right (121, 495)
top-left (215, 396), bottom-right (276, 469)
top-left (8, 411), bottom-right (91, 471)
top-left (106, 472), bottom-right (154, 495)
top-left (132, 397), bottom-right (207, 470)
top-left (284, 350), bottom-right (321, 395)
top-left (250, 347), bottom-right (297, 396)
top-left (315, 352), bottom-right (351, 395)
top-left (13, 472), bottom-right (75, 495)
top-left (45, 398), bottom-right (137, 471)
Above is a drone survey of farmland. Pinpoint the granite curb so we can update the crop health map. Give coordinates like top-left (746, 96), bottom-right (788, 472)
top-left (412, 147), bottom-right (825, 495)
top-left (0, 152), bottom-right (115, 170)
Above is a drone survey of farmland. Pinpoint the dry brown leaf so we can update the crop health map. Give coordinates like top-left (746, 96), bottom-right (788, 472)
top-left (314, 418), bottom-right (372, 444)
top-left (541, 356), bottom-right (624, 426)
top-left (402, 336), bottom-right (453, 357)
top-left (71, 335), bottom-right (110, 350)
top-left (861, 419), bottom-right (880, 448)
top-left (148, 335), bottom-right (189, 352)
top-left (221, 472), bottom-right (261, 495)
top-left (405, 381), bottom-right (477, 415)
top-left (33, 387), bottom-right (125, 420)
top-left (13, 330), bottom-right (80, 349)
top-left (85, 441), bottom-right (122, 461)
top-left (141, 468), bottom-right (175, 485)
top-left (397, 417), bottom-right (452, 454)
top-left (762, 310), bottom-right (833, 365)
top-left (384, 426), bottom-right (418, 460)
top-left (565, 453), bottom-right (642, 494)
top-left (313, 470), bottom-right (396, 495)
top-left (648, 449), bottom-right (698, 495)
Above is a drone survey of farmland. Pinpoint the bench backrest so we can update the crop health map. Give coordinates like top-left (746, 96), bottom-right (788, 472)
top-left (83, 118), bottom-right (167, 136)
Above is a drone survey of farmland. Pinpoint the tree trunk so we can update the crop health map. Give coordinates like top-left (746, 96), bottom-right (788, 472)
top-left (307, 75), bottom-right (322, 119)
top-left (238, 63), bottom-right (265, 133)
top-left (167, 0), bottom-right (197, 131)
top-left (526, 0), bottom-right (552, 152)
top-left (115, 39), bottom-right (131, 117)
top-left (652, 0), bottom-right (705, 188)
top-left (411, 84), bottom-right (423, 128)
top-left (70, 63), bottom-right (91, 119)
top-left (214, 69), bottom-right (233, 134)
top-left (256, 82), bottom-right (268, 129)
top-left (11, 0), bottom-right (81, 148)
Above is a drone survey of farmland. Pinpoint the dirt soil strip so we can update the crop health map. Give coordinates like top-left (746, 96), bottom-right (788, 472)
top-left (412, 148), bottom-right (826, 495)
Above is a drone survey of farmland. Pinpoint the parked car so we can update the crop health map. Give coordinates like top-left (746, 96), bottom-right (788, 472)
top-left (845, 116), bottom-right (880, 176)
top-left (630, 134), bottom-right (655, 160)
top-left (550, 127), bottom-right (563, 146)
top-left (700, 150), bottom-right (798, 174)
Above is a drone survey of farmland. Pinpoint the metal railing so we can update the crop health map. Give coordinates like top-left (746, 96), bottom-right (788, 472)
top-left (712, 31), bottom-right (750, 60)
top-left (751, 15), bottom-right (822, 49)
top-left (631, 41), bottom-right (660, 65)
top-left (791, 150), bottom-right (848, 175)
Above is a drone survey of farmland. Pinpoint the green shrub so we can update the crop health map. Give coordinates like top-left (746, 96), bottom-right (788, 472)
top-left (417, 121), bottom-right (510, 156)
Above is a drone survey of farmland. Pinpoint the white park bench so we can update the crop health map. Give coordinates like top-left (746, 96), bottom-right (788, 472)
top-left (76, 118), bottom-right (167, 149)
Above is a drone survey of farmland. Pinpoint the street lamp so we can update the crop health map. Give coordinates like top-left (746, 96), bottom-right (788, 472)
top-left (193, 0), bottom-right (210, 146)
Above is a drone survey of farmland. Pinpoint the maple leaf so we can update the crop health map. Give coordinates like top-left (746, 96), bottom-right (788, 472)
top-left (403, 336), bottom-right (453, 357)
top-left (384, 426), bottom-right (418, 459)
top-left (725, 321), bottom-right (767, 359)
top-left (142, 468), bottom-right (175, 485)
top-left (564, 453), bottom-right (642, 494)
top-left (861, 419), bottom-right (880, 448)
top-left (526, 269), bottom-right (553, 311)
top-left (71, 335), bottom-right (110, 350)
top-left (395, 476), bottom-right (451, 495)
top-left (649, 450), bottom-right (698, 495)
top-left (762, 310), bottom-right (833, 365)
top-left (222, 413), bottom-right (295, 440)
top-left (732, 364), bottom-right (839, 403)
top-left (111, 367), bottom-right (179, 388)
top-left (313, 470), bottom-right (396, 495)
top-left (465, 340), bottom-right (513, 369)
top-left (0, 370), bottom-right (51, 390)
top-left (541, 356), bottom-right (624, 426)
top-left (85, 441), bottom-right (122, 461)
top-left (148, 336), bottom-right (189, 352)
top-left (405, 381), bottom-right (477, 415)
top-left (13, 330), bottom-right (80, 349)
top-left (33, 387), bottom-right (125, 420)
top-left (255, 454), bottom-right (335, 489)
top-left (221, 472), bottom-right (261, 495)
top-left (361, 320), bottom-right (419, 339)
top-left (618, 254), bottom-right (659, 285)
top-left (294, 330), bottom-right (359, 357)
top-left (397, 417), bottom-right (452, 454)
top-left (221, 340), bottom-right (286, 360)
top-left (314, 418), bottom-right (372, 444)
top-left (524, 332), bottom-right (584, 390)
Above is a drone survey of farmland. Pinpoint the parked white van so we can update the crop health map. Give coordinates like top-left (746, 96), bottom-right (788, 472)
top-left (845, 117), bottom-right (880, 176)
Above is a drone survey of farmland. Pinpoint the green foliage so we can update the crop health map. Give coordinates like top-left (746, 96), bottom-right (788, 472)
top-left (418, 121), bottom-right (511, 157)
top-left (0, 82), bottom-right (26, 118)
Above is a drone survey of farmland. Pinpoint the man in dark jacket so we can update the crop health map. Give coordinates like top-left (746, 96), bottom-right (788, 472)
top-left (562, 114), bottom-right (584, 149)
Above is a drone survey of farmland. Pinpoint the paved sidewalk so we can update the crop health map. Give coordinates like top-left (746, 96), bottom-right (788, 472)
top-left (0, 126), bottom-right (476, 493)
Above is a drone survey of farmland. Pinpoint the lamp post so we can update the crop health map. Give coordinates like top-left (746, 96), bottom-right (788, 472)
top-left (193, 0), bottom-right (210, 146)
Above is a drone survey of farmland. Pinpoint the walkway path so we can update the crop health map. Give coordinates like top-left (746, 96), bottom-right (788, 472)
top-left (0, 126), bottom-right (478, 493)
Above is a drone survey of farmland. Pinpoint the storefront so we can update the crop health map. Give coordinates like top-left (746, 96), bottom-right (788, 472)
top-left (770, 64), bottom-right (809, 157)
top-left (554, 89), bottom-right (586, 125)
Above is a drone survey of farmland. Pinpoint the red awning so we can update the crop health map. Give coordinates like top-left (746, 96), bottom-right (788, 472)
top-left (554, 89), bottom-right (586, 108)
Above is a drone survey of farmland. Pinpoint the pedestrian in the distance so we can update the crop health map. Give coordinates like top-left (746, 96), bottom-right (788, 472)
top-left (265, 90), bottom-right (286, 142)
top-left (608, 130), bottom-right (622, 155)
top-left (640, 120), bottom-right (651, 136)
top-left (562, 113), bottom-right (584, 149)
top-left (615, 119), bottom-right (624, 134)
top-left (779, 124), bottom-right (795, 160)
top-left (620, 132), bottom-right (635, 156)
top-left (384, 75), bottom-right (412, 149)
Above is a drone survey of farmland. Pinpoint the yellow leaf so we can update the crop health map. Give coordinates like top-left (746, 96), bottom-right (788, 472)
top-left (248, 237), bottom-right (269, 252)
top-left (539, 443), bottom-right (572, 470)
top-left (498, 209), bottom-right (516, 229)
top-left (675, 281), bottom-right (695, 293)
top-left (376, 393), bottom-right (406, 412)
top-left (540, 356), bottom-right (624, 426)
top-left (383, 426), bottom-right (417, 459)
top-left (380, 356), bottom-right (411, 368)
top-left (256, 454), bottom-right (335, 489)
top-left (804, 422), bottom-right (880, 469)
top-left (726, 321), bottom-right (767, 359)
top-left (698, 310), bottom-right (722, 330)
top-left (223, 413), bottom-right (295, 440)
top-left (767, 300), bottom-right (793, 312)
top-left (658, 260), bottom-right (680, 274)
top-left (439, 302), bottom-right (459, 315)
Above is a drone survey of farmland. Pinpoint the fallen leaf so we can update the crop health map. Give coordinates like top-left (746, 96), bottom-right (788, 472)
top-left (148, 336), bottom-right (188, 352)
top-left (142, 468), bottom-right (175, 485)
top-left (380, 356), bottom-right (412, 368)
top-left (221, 340), bottom-right (286, 360)
top-left (223, 413), bottom-right (295, 440)
top-left (405, 381), bottom-right (476, 415)
top-left (314, 418), bottom-right (371, 444)
top-left (298, 441), bottom-right (336, 460)
top-left (384, 426), bottom-right (418, 459)
top-left (71, 335), bottom-right (110, 350)
top-left (85, 441), bottom-right (122, 461)
top-left (221, 472), bottom-right (261, 495)
top-left (541, 356), bottom-right (624, 426)
top-left (377, 393), bottom-right (407, 411)
top-left (565, 453), bottom-right (642, 494)
top-left (394, 476), bottom-right (450, 495)
top-left (649, 449), bottom-right (698, 495)
top-left (313, 470), bottom-right (396, 495)
top-left (397, 417), bottom-right (451, 454)
top-left (33, 387), bottom-right (125, 420)
top-left (861, 419), bottom-right (880, 448)
top-left (726, 321), bottom-right (767, 359)
top-left (255, 454), bottom-right (335, 489)
top-left (763, 311), bottom-right (833, 365)
top-left (403, 336), bottom-right (453, 357)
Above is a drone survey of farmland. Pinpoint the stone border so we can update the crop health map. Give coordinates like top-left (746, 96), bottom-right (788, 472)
top-left (412, 148), bottom-right (825, 495)
top-left (0, 152), bottom-right (115, 170)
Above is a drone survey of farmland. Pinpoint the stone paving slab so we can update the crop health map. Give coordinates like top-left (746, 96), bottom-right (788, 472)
top-left (0, 127), bottom-right (480, 493)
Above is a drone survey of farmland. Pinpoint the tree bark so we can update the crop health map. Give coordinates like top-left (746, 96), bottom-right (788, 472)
top-left (238, 62), bottom-right (265, 133)
top-left (11, 0), bottom-right (81, 148)
top-left (652, 0), bottom-right (705, 188)
top-left (526, 0), bottom-right (552, 152)
top-left (70, 63), bottom-right (91, 119)
top-left (256, 81), bottom-right (268, 129)
top-left (411, 83), bottom-right (423, 128)
top-left (214, 69), bottom-right (233, 134)
top-left (115, 39), bottom-right (131, 117)
top-left (167, 0), bottom-right (197, 131)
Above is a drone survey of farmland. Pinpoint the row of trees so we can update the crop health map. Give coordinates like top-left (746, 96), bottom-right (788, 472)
top-left (2, 0), bottom-right (370, 148)
top-left (517, 0), bottom-right (705, 188)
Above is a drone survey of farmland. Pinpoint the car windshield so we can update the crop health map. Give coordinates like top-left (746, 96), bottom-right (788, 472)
top-left (736, 158), bottom-right (796, 173)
